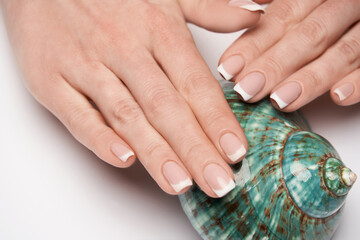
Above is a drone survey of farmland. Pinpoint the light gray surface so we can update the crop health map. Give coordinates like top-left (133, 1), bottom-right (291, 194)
top-left (0, 15), bottom-right (358, 240)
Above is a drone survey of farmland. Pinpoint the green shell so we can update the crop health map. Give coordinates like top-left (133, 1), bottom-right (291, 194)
top-left (179, 81), bottom-right (356, 240)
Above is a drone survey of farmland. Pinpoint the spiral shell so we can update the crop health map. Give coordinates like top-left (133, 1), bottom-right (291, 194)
top-left (179, 81), bottom-right (356, 240)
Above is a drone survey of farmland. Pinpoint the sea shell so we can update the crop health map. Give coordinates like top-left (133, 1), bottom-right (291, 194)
top-left (179, 81), bottom-right (356, 240)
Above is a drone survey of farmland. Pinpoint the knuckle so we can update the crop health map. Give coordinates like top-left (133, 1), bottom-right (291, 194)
top-left (203, 108), bottom-right (228, 128)
top-left (302, 69), bottom-right (324, 87)
top-left (262, 55), bottom-right (285, 78)
top-left (66, 107), bottom-right (96, 133)
top-left (181, 141), bottom-right (205, 164)
top-left (180, 68), bottom-right (212, 98)
top-left (144, 5), bottom-right (173, 33)
top-left (336, 38), bottom-right (360, 65)
top-left (297, 20), bottom-right (328, 47)
top-left (268, 0), bottom-right (299, 31)
top-left (145, 86), bottom-right (184, 116)
top-left (112, 99), bottom-right (143, 124)
top-left (143, 142), bottom-right (167, 166)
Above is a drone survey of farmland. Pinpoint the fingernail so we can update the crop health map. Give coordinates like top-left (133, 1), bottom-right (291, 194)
top-left (228, 0), bottom-right (265, 13)
top-left (270, 82), bottom-right (302, 109)
top-left (204, 164), bottom-right (236, 197)
top-left (234, 72), bottom-right (265, 101)
top-left (334, 83), bottom-right (354, 101)
top-left (220, 133), bottom-right (246, 162)
top-left (111, 143), bottom-right (134, 162)
top-left (217, 55), bottom-right (245, 81)
top-left (163, 161), bottom-right (192, 193)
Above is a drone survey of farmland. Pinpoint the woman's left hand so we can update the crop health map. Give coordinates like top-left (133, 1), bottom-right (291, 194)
top-left (218, 0), bottom-right (360, 111)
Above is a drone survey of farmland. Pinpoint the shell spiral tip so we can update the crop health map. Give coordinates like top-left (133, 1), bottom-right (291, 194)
top-left (342, 168), bottom-right (357, 187)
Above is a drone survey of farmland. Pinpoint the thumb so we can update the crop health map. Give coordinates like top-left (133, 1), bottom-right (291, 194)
top-left (179, 0), bottom-right (266, 33)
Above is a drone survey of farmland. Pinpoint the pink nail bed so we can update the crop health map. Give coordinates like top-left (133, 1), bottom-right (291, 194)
top-left (163, 161), bottom-right (192, 193)
top-left (270, 82), bottom-right (302, 109)
top-left (228, 0), bottom-right (265, 13)
top-left (111, 143), bottom-right (134, 162)
top-left (234, 72), bottom-right (265, 101)
top-left (204, 164), bottom-right (236, 197)
top-left (217, 55), bottom-right (245, 81)
top-left (334, 83), bottom-right (354, 101)
top-left (220, 133), bottom-right (246, 162)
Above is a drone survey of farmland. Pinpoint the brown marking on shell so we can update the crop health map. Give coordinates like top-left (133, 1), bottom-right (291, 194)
top-left (201, 225), bottom-right (209, 236)
top-left (258, 221), bottom-right (269, 235)
top-left (251, 159), bottom-right (280, 189)
top-left (192, 209), bottom-right (198, 218)
top-left (225, 200), bottom-right (239, 215)
top-left (276, 224), bottom-right (287, 237)
top-left (235, 190), bottom-right (254, 237)
top-left (209, 215), bottom-right (225, 231)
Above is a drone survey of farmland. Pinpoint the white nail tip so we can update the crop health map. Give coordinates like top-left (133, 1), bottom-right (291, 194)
top-left (119, 151), bottom-right (134, 162)
top-left (239, 4), bottom-right (265, 12)
top-left (213, 179), bottom-right (236, 197)
top-left (217, 64), bottom-right (233, 81)
top-left (270, 92), bottom-right (288, 109)
top-left (228, 145), bottom-right (246, 162)
top-left (234, 83), bottom-right (253, 101)
top-left (171, 178), bottom-right (193, 193)
top-left (334, 88), bottom-right (347, 101)
top-left (229, 0), bottom-right (266, 13)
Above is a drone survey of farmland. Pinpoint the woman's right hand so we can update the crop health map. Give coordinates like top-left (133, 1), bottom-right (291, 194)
top-left (1, 0), bottom-right (264, 197)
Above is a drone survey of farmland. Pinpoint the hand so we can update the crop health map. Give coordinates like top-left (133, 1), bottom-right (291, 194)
top-left (218, 0), bottom-right (360, 111)
top-left (1, 0), bottom-right (264, 197)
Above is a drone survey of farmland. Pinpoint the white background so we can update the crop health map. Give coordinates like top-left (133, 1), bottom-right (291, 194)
top-left (0, 12), bottom-right (359, 240)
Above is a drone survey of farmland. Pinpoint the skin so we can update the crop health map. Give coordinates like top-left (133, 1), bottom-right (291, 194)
top-left (0, 0), bottom-right (263, 197)
top-left (220, 0), bottom-right (360, 110)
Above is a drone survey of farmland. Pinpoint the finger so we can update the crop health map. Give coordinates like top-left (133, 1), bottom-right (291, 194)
top-left (179, 0), bottom-right (263, 33)
top-left (218, 0), bottom-right (325, 80)
top-left (151, 21), bottom-right (248, 165)
top-left (37, 75), bottom-right (136, 168)
top-left (234, 0), bottom-right (360, 102)
top-left (62, 62), bottom-right (193, 195)
top-left (104, 47), bottom-right (236, 198)
top-left (331, 68), bottom-right (360, 106)
top-left (270, 22), bottom-right (360, 111)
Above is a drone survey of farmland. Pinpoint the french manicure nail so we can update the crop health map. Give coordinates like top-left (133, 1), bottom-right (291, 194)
top-left (220, 133), bottom-right (246, 162)
top-left (228, 0), bottom-right (265, 13)
top-left (111, 143), bottom-right (134, 162)
top-left (270, 82), bottom-right (302, 109)
top-left (218, 55), bottom-right (245, 81)
top-left (234, 72), bottom-right (265, 101)
top-left (163, 161), bottom-right (192, 193)
top-left (334, 83), bottom-right (354, 101)
top-left (204, 164), bottom-right (236, 197)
